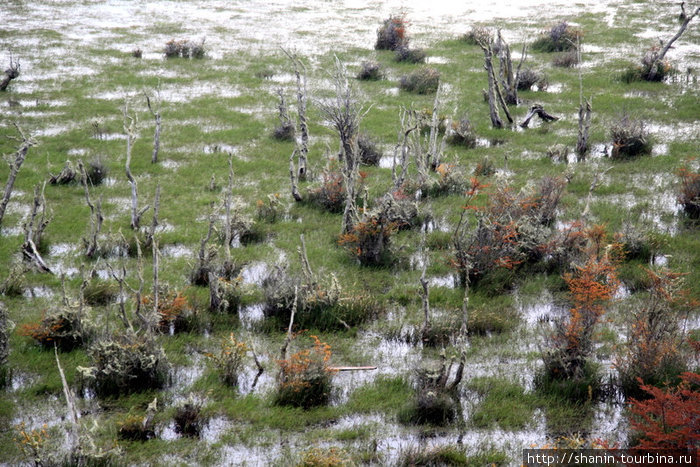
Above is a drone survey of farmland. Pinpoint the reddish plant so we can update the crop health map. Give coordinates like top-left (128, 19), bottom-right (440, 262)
top-left (629, 372), bottom-right (700, 452)
top-left (276, 335), bottom-right (336, 408)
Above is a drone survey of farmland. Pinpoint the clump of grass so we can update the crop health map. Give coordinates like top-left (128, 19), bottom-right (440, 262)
top-left (531, 21), bottom-right (580, 52)
top-left (610, 115), bottom-right (652, 159)
top-left (375, 15), bottom-right (408, 51)
top-left (130, 48), bottom-right (143, 59)
top-left (429, 163), bottom-right (468, 197)
top-left (80, 331), bottom-right (170, 398)
top-left (1, 265), bottom-right (26, 297)
top-left (398, 445), bottom-right (469, 467)
top-left (83, 278), bottom-right (119, 306)
top-left (394, 46), bottom-right (426, 64)
top-left (19, 306), bottom-right (86, 351)
top-left (276, 335), bottom-right (335, 409)
top-left (446, 116), bottom-right (477, 148)
top-left (0, 303), bottom-right (8, 389)
top-left (358, 132), bottom-right (383, 166)
top-left (256, 193), bottom-right (283, 223)
top-left (174, 400), bottom-right (204, 438)
top-left (204, 333), bottom-right (249, 387)
top-left (621, 46), bottom-right (673, 83)
top-left (273, 120), bottom-right (295, 141)
top-left (117, 414), bottom-right (155, 441)
top-left (357, 60), bottom-right (383, 81)
top-left (473, 157), bottom-right (495, 177)
top-left (86, 157), bottom-right (108, 186)
top-left (517, 68), bottom-right (548, 91)
top-left (678, 165), bottom-right (700, 219)
top-left (552, 50), bottom-right (579, 67)
top-left (460, 26), bottom-right (492, 45)
top-left (399, 66), bottom-right (440, 94)
top-left (262, 267), bottom-right (380, 330)
top-left (298, 446), bottom-right (352, 466)
top-left (164, 39), bottom-right (206, 59)
top-left (307, 164), bottom-right (346, 213)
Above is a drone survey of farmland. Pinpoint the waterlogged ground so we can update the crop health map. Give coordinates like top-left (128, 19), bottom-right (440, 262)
top-left (1, 0), bottom-right (699, 465)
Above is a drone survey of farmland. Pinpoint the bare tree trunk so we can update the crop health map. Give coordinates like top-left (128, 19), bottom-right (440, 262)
top-left (289, 149), bottom-right (302, 202)
top-left (22, 183), bottom-right (52, 273)
top-left (106, 260), bottom-right (133, 330)
top-left (576, 38), bottom-right (592, 161)
top-left (393, 109), bottom-right (418, 191)
top-left (0, 55), bottom-right (20, 92)
top-left (124, 102), bottom-right (150, 230)
top-left (319, 57), bottom-right (366, 234)
top-left (0, 124), bottom-right (33, 226)
top-left (279, 286), bottom-right (297, 381)
top-left (79, 161), bottom-right (104, 258)
top-left (478, 41), bottom-right (504, 129)
top-left (144, 92), bottom-right (162, 164)
top-left (647, 6), bottom-right (699, 80)
top-left (419, 233), bottom-right (431, 340)
top-left (497, 30), bottom-right (525, 106)
top-left (282, 49), bottom-right (309, 179)
top-left (144, 184), bottom-right (160, 251)
top-left (152, 237), bottom-right (159, 319)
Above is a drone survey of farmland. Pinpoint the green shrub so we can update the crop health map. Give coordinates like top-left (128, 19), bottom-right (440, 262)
top-left (610, 115), bottom-right (652, 159)
top-left (446, 116), bottom-right (477, 148)
top-left (79, 331), bottom-right (170, 397)
top-left (460, 26), bottom-right (492, 45)
top-left (399, 66), bottom-right (440, 94)
top-left (531, 22), bottom-right (579, 52)
top-left (375, 15), bottom-right (408, 51)
top-left (204, 333), bottom-right (248, 387)
top-left (357, 60), bottom-right (383, 81)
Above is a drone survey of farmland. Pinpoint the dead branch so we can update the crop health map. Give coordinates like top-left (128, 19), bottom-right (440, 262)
top-left (318, 56), bottom-right (367, 234)
top-left (298, 233), bottom-right (314, 288)
top-left (105, 259), bottom-right (133, 330)
top-left (279, 285), bottom-right (298, 380)
top-left (22, 183), bottom-right (52, 273)
top-left (79, 161), bottom-right (104, 258)
top-left (497, 30), bottom-right (526, 105)
top-left (55, 346), bottom-right (79, 453)
top-left (123, 102), bottom-right (150, 230)
top-left (144, 184), bottom-right (160, 251)
top-left (419, 230), bottom-right (431, 340)
top-left (520, 104), bottom-right (559, 128)
top-left (647, 5), bottom-right (700, 80)
top-left (582, 167), bottom-right (613, 221)
top-left (478, 40), bottom-right (505, 128)
top-left (223, 152), bottom-right (234, 260)
top-left (152, 237), bottom-right (159, 319)
top-left (289, 149), bottom-right (302, 202)
top-left (144, 91), bottom-right (162, 164)
top-left (0, 124), bottom-right (34, 226)
top-left (0, 55), bottom-right (20, 92)
top-left (575, 37), bottom-right (592, 161)
top-left (393, 108), bottom-right (418, 191)
top-left (49, 160), bottom-right (77, 185)
top-left (282, 48), bottom-right (309, 179)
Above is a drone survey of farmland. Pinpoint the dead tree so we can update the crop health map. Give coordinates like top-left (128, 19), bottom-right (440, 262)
top-left (645, 4), bottom-right (699, 81)
top-left (282, 49), bottom-right (309, 179)
top-left (223, 152), bottom-right (234, 260)
top-left (289, 149), bottom-right (302, 202)
top-left (319, 57), bottom-right (367, 234)
top-left (0, 124), bottom-right (33, 226)
top-left (0, 303), bottom-right (8, 380)
top-left (49, 160), bottom-right (77, 185)
top-left (0, 55), bottom-right (20, 92)
top-left (123, 102), bottom-right (150, 230)
top-left (477, 39), bottom-right (512, 128)
top-left (79, 161), bottom-right (103, 258)
top-left (425, 86), bottom-right (447, 173)
top-left (22, 183), bottom-right (52, 273)
top-left (143, 184), bottom-right (160, 251)
top-left (105, 260), bottom-right (134, 330)
top-left (144, 91), bottom-right (162, 164)
top-left (273, 88), bottom-right (295, 141)
top-left (575, 38), bottom-right (592, 161)
top-left (497, 30), bottom-right (528, 105)
top-left (419, 231), bottom-right (431, 341)
top-left (392, 108), bottom-right (418, 192)
top-left (520, 104), bottom-right (559, 128)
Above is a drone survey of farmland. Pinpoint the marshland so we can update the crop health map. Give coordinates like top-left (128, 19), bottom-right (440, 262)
top-left (1, 0), bottom-right (699, 465)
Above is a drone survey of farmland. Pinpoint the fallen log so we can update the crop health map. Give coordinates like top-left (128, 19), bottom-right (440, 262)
top-left (520, 104), bottom-right (559, 128)
top-left (329, 366), bottom-right (377, 371)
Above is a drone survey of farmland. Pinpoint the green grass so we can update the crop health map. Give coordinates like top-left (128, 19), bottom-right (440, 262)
top-left (1, 0), bottom-right (698, 463)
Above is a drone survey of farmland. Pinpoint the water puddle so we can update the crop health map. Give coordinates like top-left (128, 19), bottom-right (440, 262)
top-left (22, 286), bottom-right (54, 299)
top-left (160, 244), bottom-right (193, 258)
top-left (428, 274), bottom-right (458, 288)
top-left (240, 261), bottom-right (270, 286)
top-left (239, 303), bottom-right (265, 330)
top-left (203, 143), bottom-right (238, 154)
